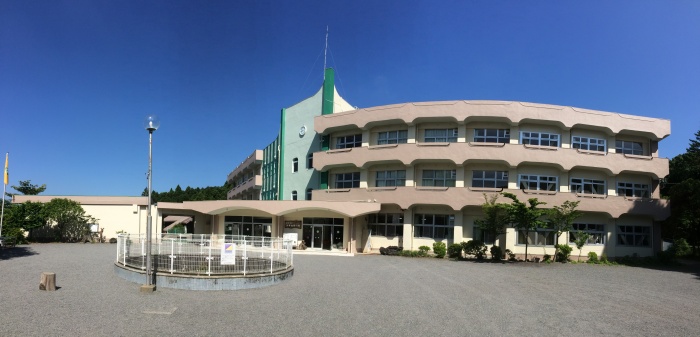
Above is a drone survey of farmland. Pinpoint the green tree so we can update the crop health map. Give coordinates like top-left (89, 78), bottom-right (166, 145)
top-left (474, 193), bottom-right (509, 250)
top-left (5, 180), bottom-right (47, 198)
top-left (42, 198), bottom-right (96, 242)
top-left (547, 200), bottom-right (582, 261)
top-left (667, 179), bottom-right (700, 255)
top-left (502, 192), bottom-right (547, 261)
top-left (574, 231), bottom-right (591, 262)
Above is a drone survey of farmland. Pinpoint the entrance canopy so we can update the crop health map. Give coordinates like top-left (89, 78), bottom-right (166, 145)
top-left (156, 200), bottom-right (381, 218)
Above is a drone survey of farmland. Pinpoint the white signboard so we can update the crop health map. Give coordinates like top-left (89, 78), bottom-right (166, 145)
top-left (283, 233), bottom-right (298, 249)
top-left (221, 243), bottom-right (236, 265)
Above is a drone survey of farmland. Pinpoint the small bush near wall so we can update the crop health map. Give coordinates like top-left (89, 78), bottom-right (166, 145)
top-left (505, 249), bottom-right (516, 261)
top-left (418, 246), bottom-right (430, 255)
top-left (433, 242), bottom-right (446, 258)
top-left (447, 243), bottom-right (462, 259)
top-left (462, 240), bottom-right (487, 260)
top-left (555, 244), bottom-right (572, 262)
top-left (109, 238), bottom-right (117, 244)
top-left (490, 246), bottom-right (503, 261)
top-left (587, 252), bottom-right (599, 264)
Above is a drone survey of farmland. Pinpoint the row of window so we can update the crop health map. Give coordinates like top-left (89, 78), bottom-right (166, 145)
top-left (332, 129), bottom-right (647, 155)
top-left (292, 154), bottom-right (314, 173)
top-left (291, 189), bottom-right (314, 200)
top-left (367, 214), bottom-right (650, 247)
top-left (334, 170), bottom-right (651, 197)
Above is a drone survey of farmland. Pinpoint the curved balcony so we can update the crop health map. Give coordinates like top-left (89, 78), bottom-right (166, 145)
top-left (227, 175), bottom-right (263, 200)
top-left (227, 150), bottom-right (263, 183)
top-left (312, 187), bottom-right (669, 220)
top-left (314, 100), bottom-right (670, 140)
top-left (313, 143), bottom-right (668, 178)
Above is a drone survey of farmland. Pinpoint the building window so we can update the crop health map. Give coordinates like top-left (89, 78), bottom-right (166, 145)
top-left (368, 214), bottom-right (404, 237)
top-left (473, 226), bottom-right (495, 245)
top-left (334, 172), bottom-right (360, 188)
top-left (474, 129), bottom-right (510, 143)
top-left (615, 140), bottom-right (644, 155)
top-left (336, 134), bottom-right (362, 149)
top-left (291, 190), bottom-right (297, 200)
top-left (617, 182), bottom-right (650, 198)
top-left (472, 170), bottom-right (508, 188)
top-left (572, 136), bottom-right (606, 152)
top-left (571, 178), bottom-right (606, 195)
top-left (520, 131), bottom-right (560, 147)
top-left (518, 174), bottom-right (558, 191)
top-left (569, 223), bottom-right (606, 245)
top-left (424, 128), bottom-right (458, 142)
top-left (307, 153), bottom-right (313, 169)
top-left (292, 158), bottom-right (298, 172)
top-left (617, 226), bottom-right (650, 247)
top-left (422, 170), bottom-right (456, 187)
top-left (414, 214), bottom-right (454, 239)
top-left (224, 216), bottom-right (273, 237)
top-left (517, 228), bottom-right (555, 246)
top-left (306, 188), bottom-right (312, 200)
top-left (377, 130), bottom-right (408, 145)
top-left (375, 170), bottom-right (406, 187)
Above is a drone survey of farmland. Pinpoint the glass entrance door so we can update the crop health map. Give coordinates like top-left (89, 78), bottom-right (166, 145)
top-left (313, 226), bottom-right (323, 248)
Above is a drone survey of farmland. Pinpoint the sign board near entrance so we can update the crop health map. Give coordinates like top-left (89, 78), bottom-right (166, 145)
top-left (221, 243), bottom-right (236, 265)
top-left (285, 221), bottom-right (302, 229)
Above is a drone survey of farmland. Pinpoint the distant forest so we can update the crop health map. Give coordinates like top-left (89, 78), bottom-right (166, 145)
top-left (141, 182), bottom-right (232, 203)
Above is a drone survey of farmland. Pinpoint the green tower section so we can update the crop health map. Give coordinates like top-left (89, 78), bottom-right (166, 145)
top-left (322, 68), bottom-right (335, 116)
top-left (261, 136), bottom-right (279, 200)
top-left (319, 68), bottom-right (334, 188)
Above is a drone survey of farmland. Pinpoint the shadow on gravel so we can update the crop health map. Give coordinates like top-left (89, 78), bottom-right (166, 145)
top-left (0, 246), bottom-right (38, 260)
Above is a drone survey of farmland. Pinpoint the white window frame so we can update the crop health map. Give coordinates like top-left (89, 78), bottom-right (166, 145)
top-left (474, 129), bottom-right (510, 143)
top-left (518, 174), bottom-right (558, 191)
top-left (572, 136), bottom-right (606, 152)
top-left (517, 228), bottom-right (555, 246)
top-left (472, 170), bottom-right (508, 188)
top-left (424, 128), bottom-right (458, 142)
top-left (292, 157), bottom-right (298, 173)
top-left (617, 226), bottom-right (651, 247)
top-left (520, 131), bottom-right (560, 147)
top-left (375, 170), bottom-right (406, 187)
top-left (414, 214), bottom-right (454, 239)
top-left (377, 130), bottom-right (408, 145)
top-left (334, 172), bottom-right (360, 188)
top-left (306, 153), bottom-right (313, 169)
top-left (368, 214), bottom-right (404, 237)
top-left (422, 170), bottom-right (456, 187)
top-left (473, 226), bottom-right (495, 245)
top-left (617, 182), bottom-right (650, 198)
top-left (570, 178), bottom-right (606, 195)
top-left (291, 190), bottom-right (298, 200)
top-left (569, 223), bottom-right (606, 245)
top-left (336, 134), bottom-right (362, 149)
top-left (615, 140), bottom-right (644, 155)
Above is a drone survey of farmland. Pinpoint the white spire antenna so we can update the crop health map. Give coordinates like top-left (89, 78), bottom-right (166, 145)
top-left (323, 26), bottom-right (328, 80)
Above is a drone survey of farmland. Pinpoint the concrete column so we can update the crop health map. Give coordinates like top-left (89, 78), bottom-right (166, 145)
top-left (406, 165), bottom-right (415, 187)
top-left (403, 208), bottom-right (413, 250)
top-left (508, 169), bottom-right (518, 189)
top-left (607, 176), bottom-right (617, 196)
top-left (360, 168), bottom-right (368, 188)
top-left (458, 123), bottom-right (467, 143)
top-left (560, 171), bottom-right (570, 192)
top-left (453, 211), bottom-right (464, 244)
top-left (455, 165), bottom-right (465, 188)
top-left (407, 125), bottom-right (417, 144)
top-left (510, 126), bottom-right (520, 144)
top-left (607, 136), bottom-right (617, 154)
top-left (362, 129), bottom-right (370, 147)
top-left (561, 129), bottom-right (571, 149)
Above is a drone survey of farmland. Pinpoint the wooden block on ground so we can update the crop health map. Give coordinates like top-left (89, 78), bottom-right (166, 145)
top-left (40, 272), bottom-right (56, 291)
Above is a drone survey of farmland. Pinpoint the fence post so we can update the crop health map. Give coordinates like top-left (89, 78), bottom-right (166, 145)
top-left (243, 239), bottom-right (247, 276)
top-left (169, 239), bottom-right (176, 274)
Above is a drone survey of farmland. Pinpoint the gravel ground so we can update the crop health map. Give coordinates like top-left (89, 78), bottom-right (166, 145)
top-left (1, 244), bottom-right (699, 337)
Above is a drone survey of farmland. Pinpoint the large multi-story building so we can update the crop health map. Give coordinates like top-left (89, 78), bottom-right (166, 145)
top-left (217, 68), bottom-right (670, 258)
top-left (17, 68), bottom-right (671, 258)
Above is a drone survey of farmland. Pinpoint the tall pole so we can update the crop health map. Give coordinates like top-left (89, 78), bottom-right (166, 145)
top-left (1, 152), bottom-right (8, 237)
top-left (142, 115), bottom-right (158, 292)
top-left (146, 129), bottom-right (154, 286)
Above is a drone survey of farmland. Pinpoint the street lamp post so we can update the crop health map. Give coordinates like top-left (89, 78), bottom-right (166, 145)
top-left (141, 115), bottom-right (160, 292)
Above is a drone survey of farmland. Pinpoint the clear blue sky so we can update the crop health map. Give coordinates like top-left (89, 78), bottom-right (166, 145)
top-left (1, 1), bottom-right (699, 196)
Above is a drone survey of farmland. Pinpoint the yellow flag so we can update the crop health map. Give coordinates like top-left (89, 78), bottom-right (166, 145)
top-left (3, 152), bottom-right (7, 185)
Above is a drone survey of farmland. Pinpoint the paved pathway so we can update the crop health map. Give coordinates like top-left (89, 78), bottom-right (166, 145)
top-left (1, 244), bottom-right (699, 336)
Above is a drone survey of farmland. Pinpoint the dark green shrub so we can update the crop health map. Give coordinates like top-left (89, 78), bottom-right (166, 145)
top-left (490, 246), bottom-right (503, 261)
top-left (555, 244), bottom-right (572, 262)
top-left (543, 254), bottom-right (552, 262)
top-left (669, 238), bottom-right (691, 257)
top-left (600, 254), bottom-right (609, 263)
top-left (109, 237), bottom-right (117, 244)
top-left (447, 243), bottom-right (463, 259)
top-left (462, 240), bottom-right (487, 260)
top-left (418, 245), bottom-right (430, 254)
top-left (504, 249), bottom-right (516, 261)
top-left (587, 251), bottom-right (599, 264)
top-left (433, 242), bottom-right (447, 258)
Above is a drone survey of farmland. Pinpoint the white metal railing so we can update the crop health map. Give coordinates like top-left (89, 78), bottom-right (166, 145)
top-left (116, 234), bottom-right (293, 276)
